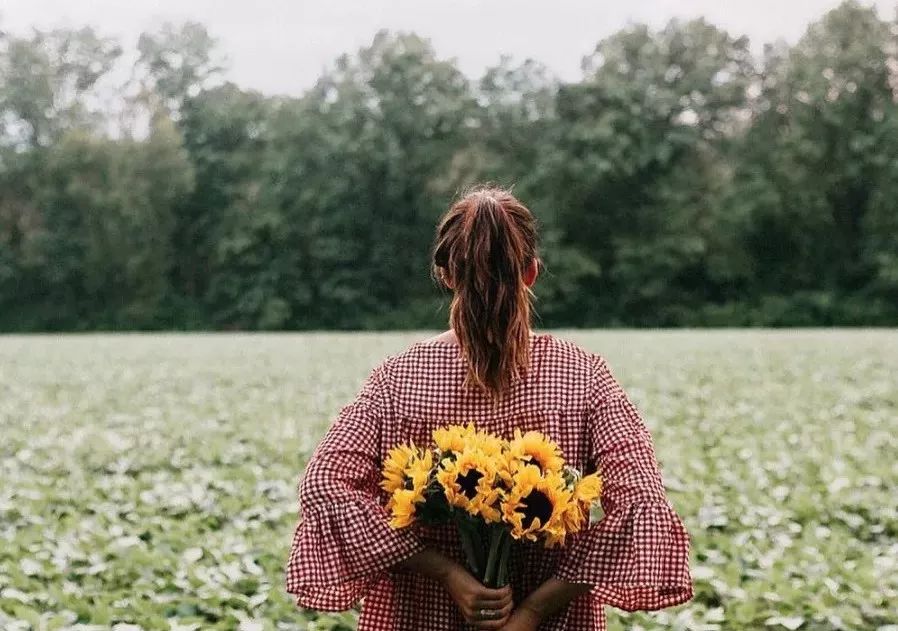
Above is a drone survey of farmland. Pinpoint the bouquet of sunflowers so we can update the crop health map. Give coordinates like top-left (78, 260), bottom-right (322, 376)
top-left (380, 422), bottom-right (602, 588)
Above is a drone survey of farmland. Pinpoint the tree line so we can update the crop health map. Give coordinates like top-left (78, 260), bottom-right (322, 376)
top-left (1, 1), bottom-right (896, 331)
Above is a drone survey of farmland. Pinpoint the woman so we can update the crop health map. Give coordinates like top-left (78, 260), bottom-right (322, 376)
top-left (285, 185), bottom-right (693, 630)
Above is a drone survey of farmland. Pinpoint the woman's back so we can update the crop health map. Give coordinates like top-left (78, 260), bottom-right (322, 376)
top-left (286, 331), bottom-right (692, 630)
top-left (389, 332), bottom-right (590, 447)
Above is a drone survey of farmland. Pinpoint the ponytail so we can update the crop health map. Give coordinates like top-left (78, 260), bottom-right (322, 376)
top-left (431, 185), bottom-right (541, 405)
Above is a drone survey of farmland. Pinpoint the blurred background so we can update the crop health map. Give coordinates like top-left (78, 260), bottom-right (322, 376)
top-left (1, 0), bottom-right (896, 331)
top-left (1, 2), bottom-right (897, 631)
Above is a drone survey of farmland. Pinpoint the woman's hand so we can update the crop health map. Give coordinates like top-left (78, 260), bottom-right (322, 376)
top-left (442, 563), bottom-right (513, 629)
top-left (396, 549), bottom-right (513, 628)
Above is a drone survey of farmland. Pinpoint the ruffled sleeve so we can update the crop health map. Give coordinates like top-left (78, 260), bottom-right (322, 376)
top-left (552, 354), bottom-right (694, 612)
top-left (285, 359), bottom-right (427, 611)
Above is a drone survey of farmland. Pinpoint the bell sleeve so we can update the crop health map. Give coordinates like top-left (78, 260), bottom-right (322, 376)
top-left (284, 359), bottom-right (427, 611)
top-left (551, 353), bottom-right (694, 611)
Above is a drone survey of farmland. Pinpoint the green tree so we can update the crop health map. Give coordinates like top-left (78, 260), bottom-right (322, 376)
top-left (729, 1), bottom-right (898, 323)
top-left (2, 6), bottom-right (897, 331)
top-left (169, 83), bottom-right (270, 326)
top-left (133, 22), bottom-right (224, 120)
top-left (16, 121), bottom-right (193, 329)
top-left (0, 25), bottom-right (123, 328)
top-left (0, 26), bottom-right (121, 147)
top-left (205, 31), bottom-right (478, 329)
top-left (540, 18), bottom-right (755, 325)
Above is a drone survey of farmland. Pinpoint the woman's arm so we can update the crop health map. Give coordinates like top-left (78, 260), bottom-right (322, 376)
top-left (285, 360), bottom-right (427, 610)
top-left (500, 353), bottom-right (693, 629)
top-left (499, 578), bottom-right (592, 629)
top-left (557, 354), bottom-right (692, 605)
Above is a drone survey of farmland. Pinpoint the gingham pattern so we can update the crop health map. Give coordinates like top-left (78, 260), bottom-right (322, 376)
top-left (285, 332), bottom-right (693, 630)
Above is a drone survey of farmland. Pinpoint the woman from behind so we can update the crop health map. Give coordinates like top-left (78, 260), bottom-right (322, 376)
top-left (285, 184), bottom-right (693, 630)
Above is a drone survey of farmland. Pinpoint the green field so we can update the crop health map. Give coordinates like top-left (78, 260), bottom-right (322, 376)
top-left (1, 331), bottom-right (896, 631)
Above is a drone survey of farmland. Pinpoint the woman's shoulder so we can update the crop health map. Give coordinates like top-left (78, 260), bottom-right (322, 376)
top-left (537, 332), bottom-right (606, 376)
top-left (373, 336), bottom-right (463, 381)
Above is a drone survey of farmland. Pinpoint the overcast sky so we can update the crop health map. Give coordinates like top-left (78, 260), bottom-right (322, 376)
top-left (3, 0), bottom-right (896, 96)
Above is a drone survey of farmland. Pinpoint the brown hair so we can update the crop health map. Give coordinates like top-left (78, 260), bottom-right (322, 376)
top-left (431, 185), bottom-right (542, 404)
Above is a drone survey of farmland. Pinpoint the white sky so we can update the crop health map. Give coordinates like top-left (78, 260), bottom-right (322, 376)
top-left (2, 0), bottom-right (896, 96)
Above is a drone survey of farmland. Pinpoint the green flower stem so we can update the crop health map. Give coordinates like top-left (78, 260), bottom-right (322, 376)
top-left (483, 527), bottom-right (504, 587)
top-left (456, 521), bottom-right (481, 576)
top-left (471, 520), bottom-right (487, 573)
top-left (496, 531), bottom-right (512, 587)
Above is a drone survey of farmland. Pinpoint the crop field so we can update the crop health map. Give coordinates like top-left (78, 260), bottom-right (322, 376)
top-left (1, 330), bottom-right (896, 631)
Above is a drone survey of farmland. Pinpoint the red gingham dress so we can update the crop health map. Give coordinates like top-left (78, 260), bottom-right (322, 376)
top-left (285, 332), bottom-right (693, 630)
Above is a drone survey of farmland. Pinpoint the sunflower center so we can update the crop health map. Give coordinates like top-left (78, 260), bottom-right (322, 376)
top-left (458, 470), bottom-right (483, 500)
top-left (520, 489), bottom-right (553, 528)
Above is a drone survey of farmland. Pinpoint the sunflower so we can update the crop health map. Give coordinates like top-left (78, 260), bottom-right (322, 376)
top-left (432, 422), bottom-right (478, 455)
top-left (559, 470), bottom-right (602, 536)
top-left (573, 471), bottom-right (602, 507)
top-left (507, 429), bottom-right (565, 475)
top-left (406, 448), bottom-right (435, 493)
top-left (473, 429), bottom-right (507, 458)
top-left (388, 488), bottom-right (420, 528)
top-left (432, 422), bottom-right (508, 456)
top-left (436, 447), bottom-right (504, 523)
top-left (543, 521), bottom-right (570, 548)
top-left (559, 496), bottom-right (587, 537)
top-left (500, 464), bottom-right (572, 543)
top-left (380, 443), bottom-right (419, 495)
top-left (383, 445), bottom-right (434, 528)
